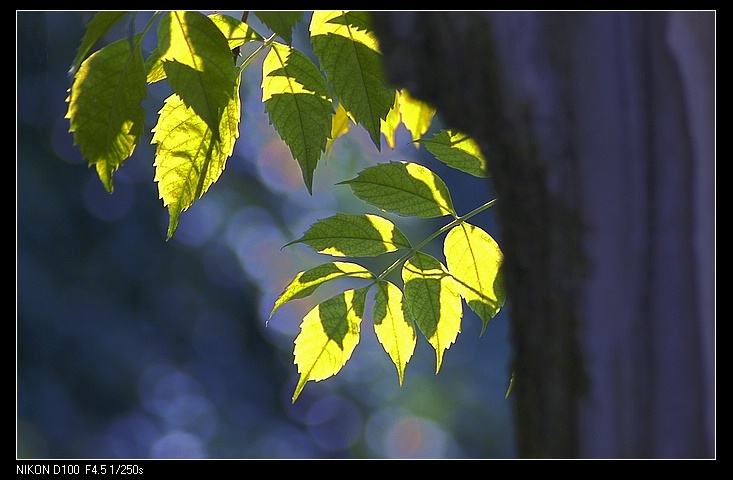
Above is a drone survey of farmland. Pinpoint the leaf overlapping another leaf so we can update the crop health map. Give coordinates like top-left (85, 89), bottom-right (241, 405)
top-left (65, 33), bottom-right (147, 193)
top-left (270, 261), bottom-right (374, 318)
top-left (156, 11), bottom-right (238, 140)
top-left (339, 161), bottom-right (456, 218)
top-left (310, 10), bottom-right (394, 150)
top-left (262, 42), bottom-right (333, 194)
top-left (292, 287), bottom-right (369, 402)
top-left (285, 213), bottom-right (412, 257)
top-left (402, 252), bottom-right (463, 373)
top-left (151, 75), bottom-right (242, 239)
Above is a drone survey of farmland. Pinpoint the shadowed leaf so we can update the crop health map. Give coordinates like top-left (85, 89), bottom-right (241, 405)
top-left (285, 213), bottom-right (412, 257)
top-left (262, 42), bottom-right (333, 193)
top-left (402, 252), bottom-right (462, 373)
top-left (65, 33), bottom-right (147, 192)
top-left (338, 161), bottom-right (456, 218)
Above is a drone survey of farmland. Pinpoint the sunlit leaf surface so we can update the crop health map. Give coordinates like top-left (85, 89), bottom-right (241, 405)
top-left (270, 262), bottom-right (374, 318)
top-left (373, 281), bottom-right (416, 385)
top-left (292, 287), bottom-right (369, 402)
top-left (157, 11), bottom-right (238, 139)
top-left (151, 76), bottom-right (241, 239)
top-left (444, 223), bottom-right (506, 334)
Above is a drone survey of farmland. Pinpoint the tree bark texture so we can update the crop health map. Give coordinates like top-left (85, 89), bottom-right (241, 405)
top-left (372, 11), bottom-right (714, 458)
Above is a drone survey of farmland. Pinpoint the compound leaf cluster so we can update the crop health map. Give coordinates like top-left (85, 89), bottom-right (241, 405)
top-left (65, 10), bottom-right (506, 402)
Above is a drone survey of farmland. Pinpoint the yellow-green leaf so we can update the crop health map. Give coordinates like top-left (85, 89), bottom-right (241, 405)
top-left (65, 34), bottom-right (147, 193)
top-left (151, 75), bottom-right (241, 239)
top-left (421, 129), bottom-right (488, 178)
top-left (402, 252), bottom-right (463, 373)
top-left (270, 262), bottom-right (374, 319)
top-left (327, 103), bottom-right (353, 153)
top-left (285, 213), bottom-right (412, 257)
top-left (373, 281), bottom-right (416, 385)
top-left (310, 11), bottom-right (394, 150)
top-left (338, 161), bottom-right (456, 218)
top-left (146, 13), bottom-right (262, 84)
top-left (208, 13), bottom-right (264, 49)
top-left (380, 91), bottom-right (401, 150)
top-left (157, 11), bottom-right (238, 139)
top-left (398, 89), bottom-right (436, 147)
top-left (262, 42), bottom-right (333, 194)
top-left (292, 287), bottom-right (369, 402)
top-left (444, 223), bottom-right (506, 334)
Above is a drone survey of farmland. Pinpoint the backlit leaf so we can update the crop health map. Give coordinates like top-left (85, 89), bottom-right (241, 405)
top-left (444, 223), bottom-right (506, 334)
top-left (253, 11), bottom-right (304, 44)
top-left (380, 91), bottom-right (401, 149)
top-left (262, 42), bottom-right (333, 193)
top-left (338, 161), bottom-right (456, 218)
top-left (327, 103), bottom-right (353, 153)
top-left (157, 11), bottom-right (238, 139)
top-left (292, 287), bottom-right (369, 402)
top-left (373, 281), bottom-right (416, 385)
top-left (399, 89), bottom-right (436, 146)
top-left (270, 262), bottom-right (374, 318)
top-left (421, 129), bottom-right (488, 178)
top-left (151, 75), bottom-right (241, 239)
top-left (65, 34), bottom-right (147, 193)
top-left (285, 213), bottom-right (412, 256)
top-left (402, 252), bottom-right (462, 373)
top-left (310, 10), bottom-right (394, 150)
top-left (146, 13), bottom-right (262, 84)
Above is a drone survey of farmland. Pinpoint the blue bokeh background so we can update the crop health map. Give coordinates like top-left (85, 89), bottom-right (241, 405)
top-left (17, 11), bottom-right (515, 459)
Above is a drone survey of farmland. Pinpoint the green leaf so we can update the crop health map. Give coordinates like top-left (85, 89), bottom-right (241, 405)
top-left (146, 13), bottom-right (262, 84)
top-left (310, 11), bottom-right (394, 150)
top-left (338, 161), bottom-right (456, 218)
top-left (285, 213), bottom-right (412, 257)
top-left (421, 129), bottom-right (488, 178)
top-left (151, 75), bottom-right (241, 239)
top-left (270, 261), bottom-right (374, 318)
top-left (444, 223), bottom-right (506, 334)
top-left (402, 252), bottom-right (462, 373)
top-left (373, 280), bottom-right (416, 386)
top-left (262, 42), bottom-right (333, 194)
top-left (65, 34), bottom-right (147, 193)
top-left (70, 11), bottom-right (128, 76)
top-left (156, 11), bottom-right (238, 139)
top-left (292, 287), bottom-right (369, 402)
top-left (253, 11), bottom-right (304, 44)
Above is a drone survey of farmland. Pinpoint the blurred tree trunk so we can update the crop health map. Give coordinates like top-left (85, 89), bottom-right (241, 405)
top-left (372, 11), bottom-right (714, 459)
